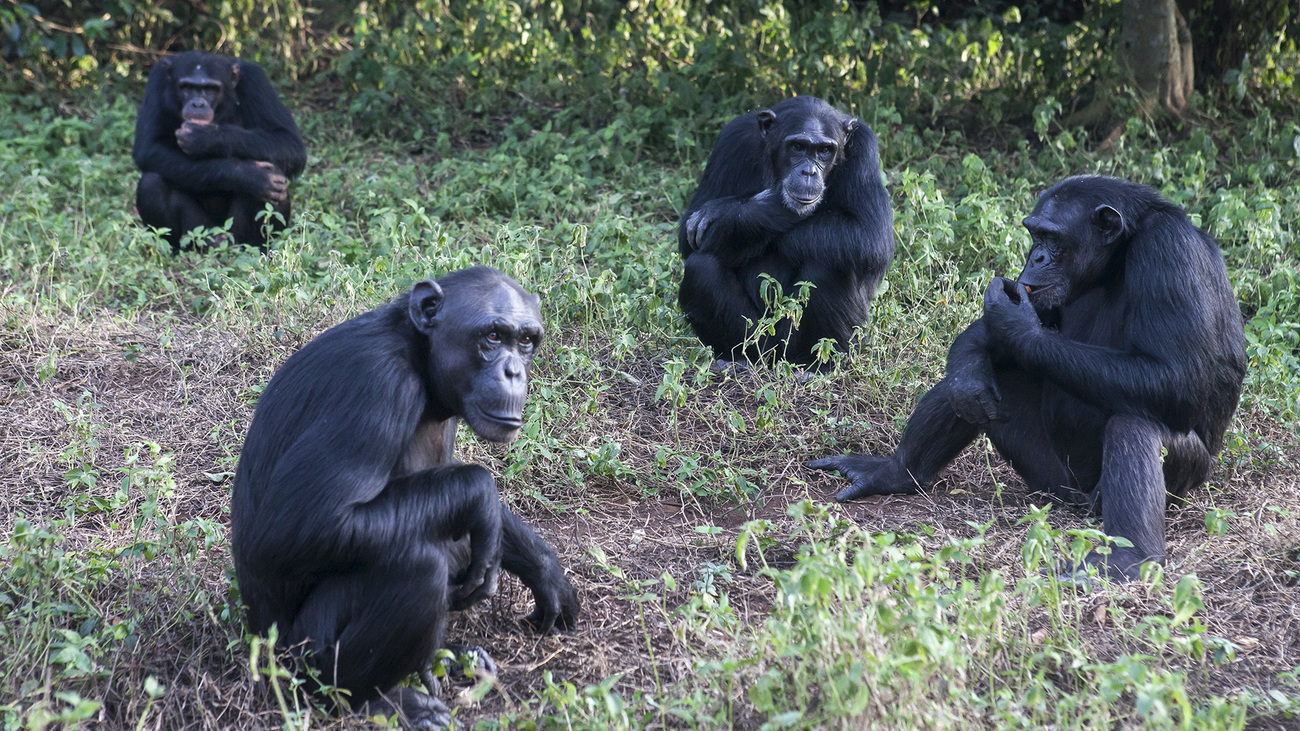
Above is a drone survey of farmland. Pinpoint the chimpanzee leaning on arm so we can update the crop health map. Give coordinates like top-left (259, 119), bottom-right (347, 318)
top-left (678, 96), bottom-right (894, 368)
top-left (231, 266), bottom-right (579, 730)
top-left (133, 51), bottom-right (306, 252)
top-left (810, 176), bottom-right (1247, 580)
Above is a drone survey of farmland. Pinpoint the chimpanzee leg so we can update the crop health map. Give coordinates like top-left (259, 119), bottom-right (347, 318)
top-left (782, 260), bottom-right (867, 366)
top-left (808, 377), bottom-right (981, 501)
top-left (1161, 430), bottom-right (1213, 501)
top-left (292, 548), bottom-right (450, 708)
top-left (681, 252), bottom-right (799, 362)
top-left (289, 463), bottom-right (500, 721)
top-left (137, 173), bottom-right (217, 252)
top-left (984, 374), bottom-right (1089, 507)
top-left (1093, 414), bottom-right (1170, 579)
top-left (227, 193), bottom-right (292, 248)
top-left (680, 253), bottom-right (766, 361)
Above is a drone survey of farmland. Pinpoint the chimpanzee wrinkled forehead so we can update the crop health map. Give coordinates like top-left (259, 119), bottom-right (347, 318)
top-left (169, 50), bottom-right (236, 84)
top-left (436, 266), bottom-right (542, 324)
top-left (767, 96), bottom-right (851, 141)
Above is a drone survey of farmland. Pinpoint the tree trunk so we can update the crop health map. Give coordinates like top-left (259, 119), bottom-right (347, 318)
top-left (1121, 0), bottom-right (1195, 117)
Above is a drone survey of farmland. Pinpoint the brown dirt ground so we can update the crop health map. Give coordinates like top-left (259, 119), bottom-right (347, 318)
top-left (1, 306), bottom-right (1297, 729)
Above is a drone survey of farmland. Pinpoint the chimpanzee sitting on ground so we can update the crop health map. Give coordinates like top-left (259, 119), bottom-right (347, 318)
top-left (231, 267), bottom-right (580, 729)
top-left (810, 176), bottom-right (1246, 580)
top-left (678, 96), bottom-right (894, 368)
top-left (133, 51), bottom-right (306, 252)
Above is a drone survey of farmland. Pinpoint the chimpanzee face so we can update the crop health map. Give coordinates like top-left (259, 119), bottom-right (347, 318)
top-left (408, 273), bottom-right (544, 443)
top-left (1019, 186), bottom-right (1126, 312)
top-left (758, 102), bottom-right (855, 217)
top-left (169, 56), bottom-right (239, 125)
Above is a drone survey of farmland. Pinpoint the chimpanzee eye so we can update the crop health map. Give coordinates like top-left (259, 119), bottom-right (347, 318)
top-left (791, 141), bottom-right (806, 153)
top-left (519, 334), bottom-right (533, 348)
top-left (486, 331), bottom-right (502, 345)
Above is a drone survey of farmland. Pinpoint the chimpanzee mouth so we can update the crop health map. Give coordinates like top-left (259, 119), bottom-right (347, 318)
top-left (480, 412), bottom-right (524, 428)
top-left (1020, 283), bottom-right (1051, 295)
top-left (782, 188), bottom-right (823, 216)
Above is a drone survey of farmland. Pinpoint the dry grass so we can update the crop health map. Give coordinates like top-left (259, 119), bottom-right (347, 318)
top-left (1, 299), bottom-right (1298, 729)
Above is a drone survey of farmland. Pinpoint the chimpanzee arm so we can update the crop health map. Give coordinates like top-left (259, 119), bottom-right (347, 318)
top-left (187, 62), bottom-right (306, 177)
top-left (983, 276), bottom-right (1209, 432)
top-left (237, 365), bottom-right (501, 586)
top-left (133, 64), bottom-right (261, 196)
top-left (943, 319), bottom-right (1009, 425)
top-left (687, 192), bottom-right (805, 266)
top-left (499, 507), bottom-right (579, 633)
top-left (776, 124), bottom-right (894, 276)
top-left (678, 112), bottom-right (800, 265)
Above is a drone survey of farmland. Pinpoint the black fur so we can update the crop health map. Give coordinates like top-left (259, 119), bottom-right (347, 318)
top-left (231, 267), bottom-right (579, 724)
top-left (677, 96), bottom-right (894, 366)
top-left (133, 51), bottom-right (306, 251)
top-left (810, 176), bottom-right (1247, 579)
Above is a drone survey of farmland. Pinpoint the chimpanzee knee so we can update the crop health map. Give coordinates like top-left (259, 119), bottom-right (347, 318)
top-left (293, 549), bottom-right (451, 705)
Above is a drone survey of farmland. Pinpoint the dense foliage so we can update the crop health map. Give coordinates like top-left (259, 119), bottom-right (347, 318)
top-left (0, 1), bottom-right (1297, 729)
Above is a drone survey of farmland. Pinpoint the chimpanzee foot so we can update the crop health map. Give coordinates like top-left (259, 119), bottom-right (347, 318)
top-left (362, 686), bottom-right (454, 731)
top-left (711, 358), bottom-right (751, 375)
top-left (443, 643), bottom-right (499, 678)
top-left (806, 454), bottom-right (920, 501)
top-left (420, 644), bottom-right (498, 693)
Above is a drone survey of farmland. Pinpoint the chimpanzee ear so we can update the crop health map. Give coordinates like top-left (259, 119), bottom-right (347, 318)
top-left (757, 109), bottom-right (776, 137)
top-left (1092, 204), bottom-right (1124, 244)
top-left (408, 280), bottom-right (445, 333)
top-left (230, 61), bottom-right (240, 87)
top-left (843, 117), bottom-right (858, 135)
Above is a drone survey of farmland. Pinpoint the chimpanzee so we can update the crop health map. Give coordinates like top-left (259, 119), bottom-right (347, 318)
top-left (810, 176), bottom-right (1247, 580)
top-left (231, 267), bottom-right (580, 728)
top-left (133, 51), bottom-right (306, 252)
top-left (678, 96), bottom-right (894, 367)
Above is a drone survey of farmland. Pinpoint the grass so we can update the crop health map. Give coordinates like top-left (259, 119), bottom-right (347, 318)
top-left (1, 64), bottom-right (1299, 731)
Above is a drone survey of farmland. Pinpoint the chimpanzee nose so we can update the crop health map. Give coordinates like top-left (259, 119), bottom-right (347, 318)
top-left (1032, 250), bottom-right (1048, 264)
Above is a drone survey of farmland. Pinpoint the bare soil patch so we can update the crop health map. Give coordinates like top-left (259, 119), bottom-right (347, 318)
top-left (2, 306), bottom-right (1296, 728)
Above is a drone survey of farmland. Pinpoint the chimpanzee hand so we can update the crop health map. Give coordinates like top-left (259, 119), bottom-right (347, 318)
top-left (522, 561), bottom-right (580, 634)
top-left (450, 552), bottom-right (500, 611)
top-left (243, 161), bottom-right (289, 202)
top-left (983, 277), bottom-right (1041, 349)
top-left (684, 201), bottom-right (723, 250)
top-left (176, 120), bottom-right (224, 158)
top-left (946, 365), bottom-right (1006, 425)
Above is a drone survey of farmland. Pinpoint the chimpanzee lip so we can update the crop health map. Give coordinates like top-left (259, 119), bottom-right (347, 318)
top-left (1020, 283), bottom-right (1050, 294)
top-left (481, 412), bottom-right (523, 427)
top-left (791, 194), bottom-right (819, 205)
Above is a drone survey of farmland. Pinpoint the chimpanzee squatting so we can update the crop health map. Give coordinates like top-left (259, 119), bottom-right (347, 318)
top-left (133, 51), bottom-right (306, 252)
top-left (811, 176), bottom-right (1247, 579)
top-left (678, 96), bottom-right (894, 367)
top-left (231, 267), bottom-right (580, 729)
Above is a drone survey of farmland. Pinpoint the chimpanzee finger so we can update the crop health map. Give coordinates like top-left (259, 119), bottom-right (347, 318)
top-left (450, 563), bottom-right (499, 610)
top-left (805, 456), bottom-right (848, 473)
top-left (523, 598), bottom-right (559, 634)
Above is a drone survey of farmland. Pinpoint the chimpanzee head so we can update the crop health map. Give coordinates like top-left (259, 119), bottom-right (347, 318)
top-left (1018, 176), bottom-right (1129, 312)
top-left (408, 267), bottom-right (544, 443)
top-left (160, 51), bottom-right (240, 125)
top-left (758, 96), bottom-right (856, 217)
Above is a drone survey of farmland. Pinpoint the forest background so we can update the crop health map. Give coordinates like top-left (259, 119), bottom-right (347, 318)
top-left (0, 1), bottom-right (1298, 729)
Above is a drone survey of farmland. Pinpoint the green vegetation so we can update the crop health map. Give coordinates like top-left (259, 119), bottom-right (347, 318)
top-left (1, 1), bottom-right (1297, 729)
